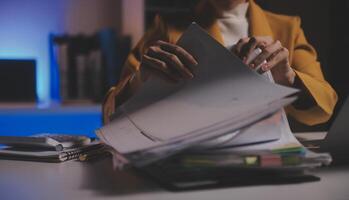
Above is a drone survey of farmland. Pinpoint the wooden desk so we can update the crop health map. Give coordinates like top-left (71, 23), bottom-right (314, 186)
top-left (0, 155), bottom-right (348, 200)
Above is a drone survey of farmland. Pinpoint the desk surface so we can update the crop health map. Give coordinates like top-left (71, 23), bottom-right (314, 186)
top-left (0, 157), bottom-right (349, 200)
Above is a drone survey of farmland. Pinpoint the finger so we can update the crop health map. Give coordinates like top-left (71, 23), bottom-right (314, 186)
top-left (142, 54), bottom-right (180, 82)
top-left (148, 45), bottom-right (194, 79)
top-left (256, 36), bottom-right (274, 47)
top-left (234, 37), bottom-right (250, 57)
top-left (250, 40), bottom-right (282, 69)
top-left (241, 37), bottom-right (259, 64)
top-left (143, 55), bottom-right (180, 82)
top-left (240, 37), bottom-right (258, 61)
top-left (239, 36), bottom-right (273, 56)
top-left (261, 47), bottom-right (289, 72)
top-left (156, 40), bottom-right (198, 71)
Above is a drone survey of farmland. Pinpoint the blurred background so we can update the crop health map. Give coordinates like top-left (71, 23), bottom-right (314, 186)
top-left (0, 0), bottom-right (347, 136)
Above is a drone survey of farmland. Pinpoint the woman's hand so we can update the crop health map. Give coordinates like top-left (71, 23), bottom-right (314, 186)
top-left (140, 40), bottom-right (198, 83)
top-left (233, 36), bottom-right (296, 86)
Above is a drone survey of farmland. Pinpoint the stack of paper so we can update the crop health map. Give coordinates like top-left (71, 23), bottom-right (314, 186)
top-left (96, 23), bottom-right (330, 179)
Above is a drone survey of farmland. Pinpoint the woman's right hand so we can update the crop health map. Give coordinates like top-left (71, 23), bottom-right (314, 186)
top-left (140, 40), bottom-right (198, 83)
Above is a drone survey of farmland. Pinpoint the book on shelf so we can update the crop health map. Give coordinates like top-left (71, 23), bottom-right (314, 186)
top-left (50, 29), bottom-right (131, 104)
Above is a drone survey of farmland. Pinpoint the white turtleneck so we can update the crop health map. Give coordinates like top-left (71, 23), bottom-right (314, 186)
top-left (217, 2), bottom-right (250, 50)
top-left (217, 3), bottom-right (275, 81)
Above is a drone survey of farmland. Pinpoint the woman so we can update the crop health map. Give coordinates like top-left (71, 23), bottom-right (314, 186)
top-left (103, 0), bottom-right (337, 127)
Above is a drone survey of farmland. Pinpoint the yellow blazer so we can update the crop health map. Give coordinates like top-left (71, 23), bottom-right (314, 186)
top-left (103, 0), bottom-right (338, 126)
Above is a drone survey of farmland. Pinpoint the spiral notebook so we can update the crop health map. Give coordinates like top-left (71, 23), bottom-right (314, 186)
top-left (0, 142), bottom-right (104, 162)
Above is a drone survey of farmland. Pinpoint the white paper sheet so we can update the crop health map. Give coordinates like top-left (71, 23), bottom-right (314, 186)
top-left (97, 23), bottom-right (299, 166)
top-left (122, 23), bottom-right (297, 140)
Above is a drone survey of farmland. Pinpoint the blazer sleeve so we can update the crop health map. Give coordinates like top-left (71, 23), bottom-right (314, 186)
top-left (102, 15), bottom-right (169, 123)
top-left (286, 18), bottom-right (338, 125)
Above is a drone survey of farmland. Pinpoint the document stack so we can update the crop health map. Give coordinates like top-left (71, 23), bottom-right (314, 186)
top-left (96, 23), bottom-right (331, 188)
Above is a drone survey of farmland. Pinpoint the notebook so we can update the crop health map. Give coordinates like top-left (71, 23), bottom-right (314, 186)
top-left (0, 142), bottom-right (104, 162)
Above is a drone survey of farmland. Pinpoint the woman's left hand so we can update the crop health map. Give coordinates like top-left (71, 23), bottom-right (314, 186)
top-left (232, 36), bottom-right (296, 86)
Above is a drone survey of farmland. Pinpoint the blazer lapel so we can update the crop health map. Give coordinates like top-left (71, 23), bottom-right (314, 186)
top-left (206, 21), bottom-right (225, 45)
top-left (248, 0), bottom-right (274, 39)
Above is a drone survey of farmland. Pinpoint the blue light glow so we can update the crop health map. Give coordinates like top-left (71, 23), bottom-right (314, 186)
top-left (0, 0), bottom-right (67, 105)
top-left (0, 106), bottom-right (102, 137)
